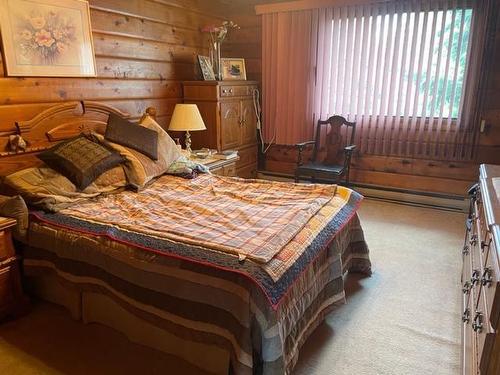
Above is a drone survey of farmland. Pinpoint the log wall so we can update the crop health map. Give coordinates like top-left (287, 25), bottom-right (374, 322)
top-left (0, 0), bottom-right (224, 133)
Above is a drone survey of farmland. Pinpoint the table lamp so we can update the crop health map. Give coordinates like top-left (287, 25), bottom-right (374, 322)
top-left (168, 104), bottom-right (206, 155)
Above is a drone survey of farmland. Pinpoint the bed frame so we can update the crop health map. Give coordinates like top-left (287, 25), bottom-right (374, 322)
top-left (0, 101), bottom-right (156, 177)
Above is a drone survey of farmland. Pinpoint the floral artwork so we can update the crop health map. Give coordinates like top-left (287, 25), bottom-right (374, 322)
top-left (0, 0), bottom-right (96, 77)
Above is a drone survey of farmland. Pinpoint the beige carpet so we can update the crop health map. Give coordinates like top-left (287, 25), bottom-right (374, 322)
top-left (0, 199), bottom-right (465, 375)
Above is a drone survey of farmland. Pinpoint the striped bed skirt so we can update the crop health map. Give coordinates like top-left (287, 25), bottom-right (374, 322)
top-left (21, 214), bottom-right (371, 375)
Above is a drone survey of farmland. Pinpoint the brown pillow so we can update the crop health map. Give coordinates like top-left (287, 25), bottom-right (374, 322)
top-left (105, 113), bottom-right (158, 160)
top-left (91, 116), bottom-right (181, 189)
top-left (37, 135), bottom-right (124, 190)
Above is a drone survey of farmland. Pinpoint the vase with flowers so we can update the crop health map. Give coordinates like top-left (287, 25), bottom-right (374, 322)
top-left (202, 21), bottom-right (240, 80)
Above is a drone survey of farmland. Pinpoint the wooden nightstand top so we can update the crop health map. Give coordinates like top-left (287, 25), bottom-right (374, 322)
top-left (193, 156), bottom-right (239, 171)
top-left (0, 217), bottom-right (16, 231)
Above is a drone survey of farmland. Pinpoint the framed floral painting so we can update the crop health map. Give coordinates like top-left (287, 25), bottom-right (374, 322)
top-left (0, 0), bottom-right (96, 77)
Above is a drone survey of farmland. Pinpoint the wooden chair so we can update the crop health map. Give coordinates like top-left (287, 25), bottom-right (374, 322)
top-left (294, 116), bottom-right (356, 185)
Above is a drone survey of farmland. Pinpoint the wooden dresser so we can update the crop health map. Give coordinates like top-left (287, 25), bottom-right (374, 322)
top-left (462, 164), bottom-right (500, 374)
top-left (183, 81), bottom-right (258, 178)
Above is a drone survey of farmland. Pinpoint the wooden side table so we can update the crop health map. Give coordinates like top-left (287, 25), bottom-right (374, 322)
top-left (194, 157), bottom-right (240, 177)
top-left (0, 217), bottom-right (28, 320)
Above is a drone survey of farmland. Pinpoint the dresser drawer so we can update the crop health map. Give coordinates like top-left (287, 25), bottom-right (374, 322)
top-left (0, 230), bottom-right (15, 262)
top-left (220, 84), bottom-right (258, 98)
top-left (212, 163), bottom-right (237, 177)
top-left (481, 233), bottom-right (500, 329)
top-left (463, 278), bottom-right (478, 375)
top-left (0, 266), bottom-right (15, 309)
top-left (476, 286), bottom-right (496, 375)
top-left (236, 145), bottom-right (257, 168)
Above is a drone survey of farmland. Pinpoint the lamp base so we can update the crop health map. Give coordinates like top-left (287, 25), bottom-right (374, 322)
top-left (185, 131), bottom-right (192, 155)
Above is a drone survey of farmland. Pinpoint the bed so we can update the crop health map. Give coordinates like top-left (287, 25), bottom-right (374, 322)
top-left (0, 101), bottom-right (371, 375)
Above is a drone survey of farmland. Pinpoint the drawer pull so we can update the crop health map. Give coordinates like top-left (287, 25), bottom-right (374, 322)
top-left (466, 218), bottom-right (473, 232)
top-left (472, 312), bottom-right (483, 333)
top-left (462, 281), bottom-right (471, 295)
top-left (462, 308), bottom-right (470, 323)
top-left (471, 269), bottom-right (480, 286)
top-left (462, 245), bottom-right (470, 256)
top-left (481, 240), bottom-right (489, 252)
top-left (481, 268), bottom-right (493, 287)
top-left (470, 234), bottom-right (477, 246)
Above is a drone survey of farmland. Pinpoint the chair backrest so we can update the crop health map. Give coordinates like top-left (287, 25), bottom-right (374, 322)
top-left (312, 116), bottom-right (356, 165)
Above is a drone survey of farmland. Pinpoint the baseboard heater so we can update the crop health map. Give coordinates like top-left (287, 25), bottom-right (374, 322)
top-left (257, 170), bottom-right (467, 212)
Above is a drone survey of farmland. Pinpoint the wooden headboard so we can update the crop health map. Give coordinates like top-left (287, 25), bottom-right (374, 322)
top-left (0, 101), bottom-right (156, 177)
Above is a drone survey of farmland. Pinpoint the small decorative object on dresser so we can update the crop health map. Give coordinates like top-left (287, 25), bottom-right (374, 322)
top-left (0, 217), bottom-right (28, 320)
top-left (221, 58), bottom-right (247, 81)
top-left (462, 164), bottom-right (500, 375)
top-left (183, 81), bottom-right (258, 178)
top-left (197, 55), bottom-right (216, 81)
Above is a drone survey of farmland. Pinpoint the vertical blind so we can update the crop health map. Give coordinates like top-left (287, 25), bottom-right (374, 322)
top-left (262, 0), bottom-right (490, 161)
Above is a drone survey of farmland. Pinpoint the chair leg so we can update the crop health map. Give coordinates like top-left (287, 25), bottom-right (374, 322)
top-left (294, 171), bottom-right (299, 183)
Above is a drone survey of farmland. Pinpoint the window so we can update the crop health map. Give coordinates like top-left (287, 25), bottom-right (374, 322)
top-left (317, 4), bottom-right (473, 121)
top-left (311, 1), bottom-right (480, 159)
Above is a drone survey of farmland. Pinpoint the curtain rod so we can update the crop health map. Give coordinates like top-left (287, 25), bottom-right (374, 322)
top-left (254, 0), bottom-right (474, 15)
top-left (255, 0), bottom-right (392, 15)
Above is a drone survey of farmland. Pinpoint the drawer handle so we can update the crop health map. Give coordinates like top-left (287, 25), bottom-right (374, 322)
top-left (482, 268), bottom-right (493, 287)
top-left (462, 245), bottom-right (470, 256)
top-left (462, 281), bottom-right (471, 295)
top-left (229, 89), bottom-right (233, 93)
top-left (470, 234), bottom-right (477, 246)
top-left (466, 218), bottom-right (473, 232)
top-left (472, 312), bottom-right (483, 333)
top-left (481, 239), bottom-right (491, 252)
top-left (471, 269), bottom-right (480, 286)
top-left (462, 308), bottom-right (470, 323)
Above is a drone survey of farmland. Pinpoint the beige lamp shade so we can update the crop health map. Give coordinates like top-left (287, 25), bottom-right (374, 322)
top-left (168, 104), bottom-right (206, 132)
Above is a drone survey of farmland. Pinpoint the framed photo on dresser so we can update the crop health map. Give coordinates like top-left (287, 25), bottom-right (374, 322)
top-left (0, 0), bottom-right (96, 77)
top-left (221, 58), bottom-right (247, 80)
top-left (197, 55), bottom-right (216, 80)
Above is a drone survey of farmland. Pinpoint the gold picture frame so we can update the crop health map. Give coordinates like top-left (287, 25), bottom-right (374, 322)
top-left (0, 0), bottom-right (96, 77)
top-left (197, 55), bottom-right (215, 81)
top-left (221, 58), bottom-right (247, 81)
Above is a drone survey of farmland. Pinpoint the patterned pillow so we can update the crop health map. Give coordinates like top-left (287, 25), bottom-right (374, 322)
top-left (105, 113), bottom-right (159, 160)
top-left (37, 136), bottom-right (124, 190)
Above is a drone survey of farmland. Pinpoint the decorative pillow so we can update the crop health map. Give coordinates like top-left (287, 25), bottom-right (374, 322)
top-left (4, 166), bottom-right (127, 212)
top-left (92, 116), bottom-right (181, 189)
top-left (37, 135), bottom-right (124, 190)
top-left (105, 113), bottom-right (159, 160)
top-left (0, 195), bottom-right (28, 238)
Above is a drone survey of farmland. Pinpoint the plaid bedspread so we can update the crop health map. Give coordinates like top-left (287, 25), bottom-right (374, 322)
top-left (55, 174), bottom-right (337, 264)
top-left (30, 175), bottom-right (364, 308)
top-left (24, 175), bottom-right (371, 374)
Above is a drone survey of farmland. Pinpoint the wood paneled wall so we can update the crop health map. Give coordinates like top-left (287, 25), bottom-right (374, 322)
top-left (223, 2), bottom-right (500, 196)
top-left (0, 0), bottom-right (225, 136)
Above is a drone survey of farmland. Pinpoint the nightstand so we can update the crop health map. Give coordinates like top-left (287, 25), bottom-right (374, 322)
top-left (194, 157), bottom-right (239, 177)
top-left (0, 217), bottom-right (28, 320)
